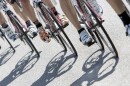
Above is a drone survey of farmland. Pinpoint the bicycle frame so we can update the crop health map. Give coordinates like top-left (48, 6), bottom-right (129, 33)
top-left (0, 0), bottom-right (40, 57)
top-left (72, 0), bottom-right (103, 28)
top-left (0, 0), bottom-right (23, 36)
top-left (33, 1), bottom-right (52, 26)
top-left (0, 0), bottom-right (16, 51)
top-left (0, 28), bottom-right (15, 51)
top-left (73, 0), bottom-right (118, 57)
top-left (32, 0), bottom-right (78, 56)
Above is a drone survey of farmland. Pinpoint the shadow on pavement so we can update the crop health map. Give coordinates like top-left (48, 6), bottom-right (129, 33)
top-left (0, 51), bottom-right (41, 86)
top-left (32, 50), bottom-right (78, 86)
top-left (71, 49), bottom-right (119, 86)
top-left (0, 44), bottom-right (20, 66)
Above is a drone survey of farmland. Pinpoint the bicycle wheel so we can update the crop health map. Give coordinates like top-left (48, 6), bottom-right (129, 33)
top-left (37, 3), bottom-right (67, 51)
top-left (74, 3), bottom-right (104, 50)
top-left (36, 3), bottom-right (67, 51)
top-left (39, 2), bottom-right (78, 56)
top-left (83, 0), bottom-right (118, 57)
top-left (46, 50), bottom-right (76, 77)
top-left (0, 29), bottom-right (15, 51)
top-left (7, 11), bottom-right (40, 57)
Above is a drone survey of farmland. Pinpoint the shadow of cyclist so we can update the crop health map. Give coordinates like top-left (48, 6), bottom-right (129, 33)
top-left (71, 49), bottom-right (119, 86)
top-left (0, 44), bottom-right (20, 66)
top-left (32, 50), bottom-right (78, 86)
top-left (0, 51), bottom-right (41, 86)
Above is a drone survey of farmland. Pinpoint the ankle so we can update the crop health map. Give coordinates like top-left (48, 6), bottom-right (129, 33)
top-left (25, 20), bottom-right (32, 27)
top-left (118, 11), bottom-right (130, 26)
top-left (78, 28), bottom-right (85, 34)
top-left (2, 23), bottom-right (8, 28)
top-left (33, 20), bottom-right (42, 29)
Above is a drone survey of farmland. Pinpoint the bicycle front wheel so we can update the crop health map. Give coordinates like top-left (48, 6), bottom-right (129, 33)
top-left (84, 1), bottom-right (118, 57)
top-left (39, 2), bottom-right (78, 56)
top-left (0, 29), bottom-right (15, 51)
top-left (9, 13), bottom-right (40, 57)
top-left (73, 2), bottom-right (104, 50)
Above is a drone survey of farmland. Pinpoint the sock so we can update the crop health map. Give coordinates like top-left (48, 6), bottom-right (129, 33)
top-left (51, 7), bottom-right (59, 16)
top-left (33, 20), bottom-right (42, 29)
top-left (2, 23), bottom-right (8, 28)
top-left (25, 20), bottom-right (32, 27)
top-left (118, 11), bottom-right (130, 26)
top-left (78, 28), bottom-right (85, 34)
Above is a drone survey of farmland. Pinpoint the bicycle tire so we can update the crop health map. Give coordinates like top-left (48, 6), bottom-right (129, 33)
top-left (8, 12), bottom-right (40, 57)
top-left (74, 4), bottom-right (104, 50)
top-left (35, 5), bottom-right (68, 52)
top-left (0, 29), bottom-right (15, 51)
top-left (84, 1), bottom-right (118, 57)
top-left (38, 3), bottom-right (67, 51)
top-left (48, 8), bottom-right (77, 56)
top-left (39, 2), bottom-right (77, 56)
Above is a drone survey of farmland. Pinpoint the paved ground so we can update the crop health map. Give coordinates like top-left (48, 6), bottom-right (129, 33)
top-left (0, 0), bottom-right (130, 86)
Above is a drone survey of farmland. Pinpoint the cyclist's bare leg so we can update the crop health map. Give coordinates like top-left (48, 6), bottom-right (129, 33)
top-left (0, 12), bottom-right (6, 25)
top-left (0, 12), bottom-right (6, 37)
top-left (7, 0), bottom-right (50, 41)
top-left (6, 0), bottom-right (28, 21)
top-left (107, 0), bottom-right (130, 35)
top-left (107, 0), bottom-right (125, 14)
top-left (0, 12), bottom-right (8, 29)
top-left (8, 2), bottom-right (39, 38)
top-left (20, 0), bottom-right (37, 22)
top-left (7, 0), bottom-right (38, 22)
top-left (0, 12), bottom-right (17, 41)
top-left (20, 0), bottom-right (50, 42)
top-left (59, 0), bottom-right (92, 45)
top-left (59, 0), bottom-right (81, 30)
top-left (43, 0), bottom-right (54, 8)
top-left (43, 0), bottom-right (69, 27)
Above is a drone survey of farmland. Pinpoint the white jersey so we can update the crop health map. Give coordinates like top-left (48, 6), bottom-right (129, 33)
top-left (2, 25), bottom-right (17, 41)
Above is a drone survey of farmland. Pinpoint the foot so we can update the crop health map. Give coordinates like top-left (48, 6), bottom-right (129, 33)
top-left (2, 25), bottom-right (18, 41)
top-left (96, 4), bottom-right (103, 16)
top-left (56, 14), bottom-right (69, 28)
top-left (10, 34), bottom-right (18, 41)
top-left (125, 24), bottom-right (130, 36)
top-left (38, 27), bottom-right (51, 43)
top-left (79, 29), bottom-right (92, 45)
top-left (28, 25), bottom-right (38, 38)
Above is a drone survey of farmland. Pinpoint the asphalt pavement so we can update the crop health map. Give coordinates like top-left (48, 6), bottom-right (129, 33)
top-left (0, 0), bottom-right (130, 86)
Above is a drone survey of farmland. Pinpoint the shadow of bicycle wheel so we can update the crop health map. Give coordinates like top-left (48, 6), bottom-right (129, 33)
top-left (71, 49), bottom-right (119, 86)
top-left (0, 44), bottom-right (20, 66)
top-left (0, 51), bottom-right (41, 86)
top-left (32, 50), bottom-right (78, 86)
